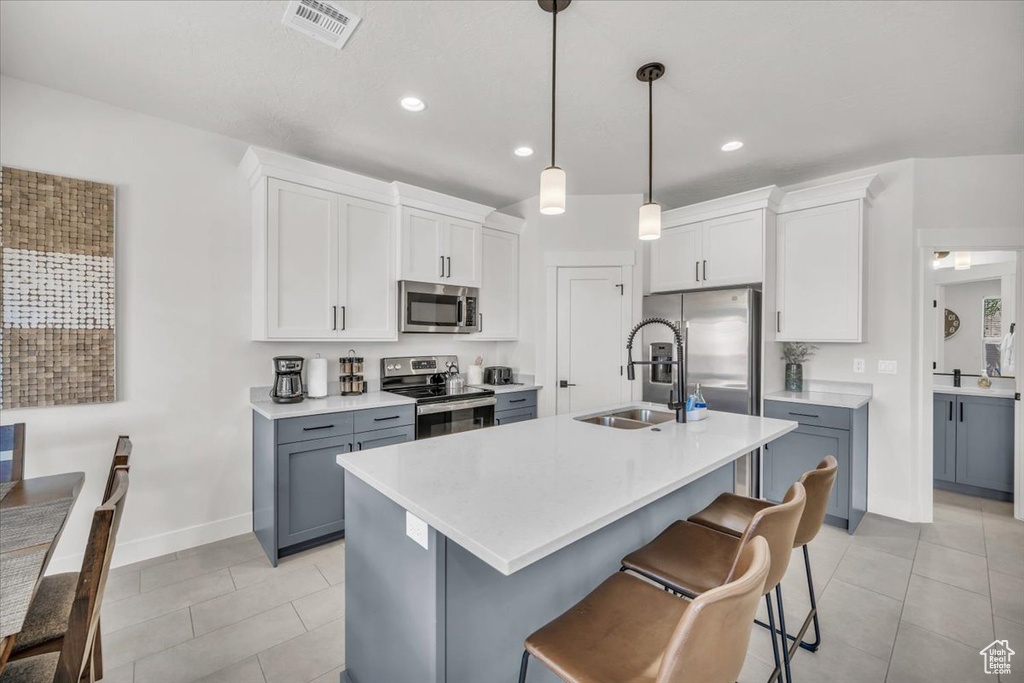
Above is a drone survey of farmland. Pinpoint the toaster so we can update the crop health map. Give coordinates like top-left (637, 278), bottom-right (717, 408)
top-left (484, 366), bottom-right (514, 385)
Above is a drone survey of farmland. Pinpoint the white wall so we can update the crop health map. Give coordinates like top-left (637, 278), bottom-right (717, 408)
top-left (941, 278), bottom-right (1001, 373)
top-left (498, 194), bottom-right (644, 417)
top-left (0, 76), bottom-right (503, 569)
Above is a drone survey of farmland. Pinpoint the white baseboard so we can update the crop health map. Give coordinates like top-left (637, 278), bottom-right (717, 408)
top-left (47, 512), bottom-right (254, 574)
top-left (867, 493), bottom-right (913, 523)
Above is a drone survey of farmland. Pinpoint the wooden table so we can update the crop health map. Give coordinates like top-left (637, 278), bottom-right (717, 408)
top-left (0, 472), bottom-right (85, 673)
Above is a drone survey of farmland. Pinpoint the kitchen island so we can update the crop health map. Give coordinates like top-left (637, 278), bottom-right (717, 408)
top-left (337, 403), bottom-right (797, 683)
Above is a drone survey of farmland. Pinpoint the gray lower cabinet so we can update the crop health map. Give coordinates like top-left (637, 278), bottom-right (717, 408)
top-left (494, 390), bottom-right (538, 426)
top-left (763, 399), bottom-right (869, 533)
top-left (253, 403), bottom-right (415, 565)
top-left (278, 436), bottom-right (352, 549)
top-left (935, 393), bottom-right (1014, 498)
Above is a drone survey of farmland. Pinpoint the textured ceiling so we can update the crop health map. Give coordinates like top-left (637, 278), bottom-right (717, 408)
top-left (1, 0), bottom-right (1022, 209)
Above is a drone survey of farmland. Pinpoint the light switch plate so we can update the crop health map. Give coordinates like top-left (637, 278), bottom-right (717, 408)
top-left (853, 359), bottom-right (865, 373)
top-left (406, 511), bottom-right (429, 550)
top-left (878, 360), bottom-right (898, 375)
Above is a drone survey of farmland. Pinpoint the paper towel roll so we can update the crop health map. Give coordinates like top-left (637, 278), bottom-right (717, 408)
top-left (307, 356), bottom-right (328, 398)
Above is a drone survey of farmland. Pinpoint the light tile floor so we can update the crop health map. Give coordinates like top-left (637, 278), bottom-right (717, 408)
top-left (97, 489), bottom-right (1022, 682)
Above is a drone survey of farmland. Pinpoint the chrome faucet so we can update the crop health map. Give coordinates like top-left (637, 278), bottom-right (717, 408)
top-left (626, 317), bottom-right (688, 423)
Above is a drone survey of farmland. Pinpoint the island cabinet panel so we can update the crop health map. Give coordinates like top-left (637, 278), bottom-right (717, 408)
top-left (933, 393), bottom-right (957, 483)
top-left (277, 436), bottom-right (352, 548)
top-left (935, 393), bottom-right (1014, 498)
top-left (763, 399), bottom-right (868, 531)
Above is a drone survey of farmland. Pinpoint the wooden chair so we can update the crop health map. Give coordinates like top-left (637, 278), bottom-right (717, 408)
top-left (0, 468), bottom-right (129, 683)
top-left (8, 436), bottom-right (132, 675)
top-left (0, 423), bottom-right (26, 483)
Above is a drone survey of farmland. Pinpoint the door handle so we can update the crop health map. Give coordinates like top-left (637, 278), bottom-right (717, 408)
top-left (446, 256), bottom-right (451, 278)
top-left (703, 260), bottom-right (708, 281)
top-left (559, 380), bottom-right (577, 388)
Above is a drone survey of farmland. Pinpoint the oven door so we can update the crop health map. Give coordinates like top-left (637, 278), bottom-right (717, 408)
top-left (416, 397), bottom-right (497, 439)
top-left (400, 281), bottom-right (477, 333)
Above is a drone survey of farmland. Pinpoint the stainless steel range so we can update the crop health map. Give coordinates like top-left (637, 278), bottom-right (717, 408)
top-left (381, 355), bottom-right (496, 439)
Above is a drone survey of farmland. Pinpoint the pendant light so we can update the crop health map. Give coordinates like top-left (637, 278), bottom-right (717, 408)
top-left (538, 0), bottom-right (570, 215)
top-left (637, 62), bottom-right (665, 240)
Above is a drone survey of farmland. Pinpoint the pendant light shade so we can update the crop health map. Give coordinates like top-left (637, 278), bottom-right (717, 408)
top-left (538, 0), bottom-right (570, 215)
top-left (540, 166), bottom-right (566, 215)
top-left (638, 201), bottom-right (661, 240)
top-left (636, 62), bottom-right (665, 240)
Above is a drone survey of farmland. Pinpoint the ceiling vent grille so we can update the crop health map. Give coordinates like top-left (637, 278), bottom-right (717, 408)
top-left (282, 0), bottom-right (362, 49)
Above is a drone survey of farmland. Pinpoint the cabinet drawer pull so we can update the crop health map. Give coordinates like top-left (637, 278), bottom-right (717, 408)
top-left (302, 424), bottom-right (334, 431)
top-left (703, 260), bottom-right (708, 281)
top-left (695, 261), bottom-right (699, 282)
top-left (788, 412), bottom-right (819, 419)
top-left (959, 402), bottom-right (964, 422)
top-left (440, 256), bottom-right (445, 278)
top-left (509, 398), bottom-right (527, 404)
top-left (374, 415), bottom-right (400, 422)
top-left (948, 402), bottom-right (953, 422)
top-left (777, 311), bottom-right (781, 333)
top-left (446, 256), bottom-right (451, 278)
top-left (332, 306), bottom-right (337, 331)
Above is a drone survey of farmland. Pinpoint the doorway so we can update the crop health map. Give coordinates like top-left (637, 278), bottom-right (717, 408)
top-left (925, 249), bottom-right (1021, 520)
top-left (554, 266), bottom-right (632, 415)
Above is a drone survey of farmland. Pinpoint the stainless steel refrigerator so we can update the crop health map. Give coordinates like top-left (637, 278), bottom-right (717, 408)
top-left (642, 288), bottom-right (761, 496)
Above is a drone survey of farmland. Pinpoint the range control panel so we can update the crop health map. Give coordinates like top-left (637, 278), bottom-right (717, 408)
top-left (381, 355), bottom-right (459, 378)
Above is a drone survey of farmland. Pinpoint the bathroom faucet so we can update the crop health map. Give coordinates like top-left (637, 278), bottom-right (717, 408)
top-left (626, 318), bottom-right (688, 423)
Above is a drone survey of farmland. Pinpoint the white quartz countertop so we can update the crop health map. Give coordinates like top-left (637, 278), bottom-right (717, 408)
top-left (764, 390), bottom-right (871, 410)
top-left (337, 402), bottom-right (797, 575)
top-left (250, 391), bottom-right (415, 420)
top-left (468, 384), bottom-right (542, 394)
top-left (933, 385), bottom-right (1016, 399)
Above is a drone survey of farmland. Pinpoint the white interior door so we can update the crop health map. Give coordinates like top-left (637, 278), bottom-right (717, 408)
top-left (556, 267), bottom-right (630, 414)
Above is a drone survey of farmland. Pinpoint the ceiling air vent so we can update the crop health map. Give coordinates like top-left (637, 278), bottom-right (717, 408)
top-left (282, 0), bottom-right (362, 49)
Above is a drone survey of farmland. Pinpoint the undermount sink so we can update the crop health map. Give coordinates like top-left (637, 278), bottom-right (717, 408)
top-left (577, 408), bottom-right (675, 430)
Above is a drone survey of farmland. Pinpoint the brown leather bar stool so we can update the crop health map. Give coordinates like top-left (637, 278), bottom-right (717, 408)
top-left (689, 456), bottom-right (838, 658)
top-left (621, 482), bottom-right (806, 683)
top-left (518, 536), bottom-right (771, 683)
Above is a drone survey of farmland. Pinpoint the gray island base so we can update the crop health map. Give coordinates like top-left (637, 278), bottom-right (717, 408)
top-left (336, 404), bottom-right (797, 683)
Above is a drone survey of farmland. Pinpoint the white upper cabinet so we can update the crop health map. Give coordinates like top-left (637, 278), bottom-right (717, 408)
top-left (400, 207), bottom-right (447, 283)
top-left (776, 200), bottom-right (863, 343)
top-left (773, 174), bottom-right (878, 343)
top-left (648, 187), bottom-right (783, 294)
top-left (399, 208), bottom-right (482, 287)
top-left (339, 198), bottom-right (396, 339)
top-left (245, 148), bottom-right (398, 342)
top-left (475, 227), bottom-right (519, 340)
top-left (266, 179), bottom-right (340, 339)
top-left (701, 210), bottom-right (764, 288)
top-left (650, 224), bottom-right (702, 292)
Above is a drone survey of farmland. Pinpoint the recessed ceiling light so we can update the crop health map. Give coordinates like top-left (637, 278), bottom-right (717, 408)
top-left (514, 146), bottom-right (534, 157)
top-left (400, 96), bottom-right (426, 112)
top-left (721, 141), bottom-right (744, 151)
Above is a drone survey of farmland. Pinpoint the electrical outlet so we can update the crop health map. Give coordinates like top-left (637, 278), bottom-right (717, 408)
top-left (853, 358), bottom-right (865, 373)
top-left (406, 511), bottom-right (429, 550)
top-left (878, 360), bottom-right (898, 375)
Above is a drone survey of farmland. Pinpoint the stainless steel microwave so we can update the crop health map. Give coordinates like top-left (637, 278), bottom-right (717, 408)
top-left (400, 281), bottom-right (479, 334)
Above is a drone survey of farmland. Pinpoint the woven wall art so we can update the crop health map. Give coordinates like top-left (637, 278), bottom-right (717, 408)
top-left (0, 166), bottom-right (116, 408)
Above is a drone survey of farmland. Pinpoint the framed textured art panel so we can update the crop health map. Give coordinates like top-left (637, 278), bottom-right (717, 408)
top-left (0, 166), bottom-right (116, 408)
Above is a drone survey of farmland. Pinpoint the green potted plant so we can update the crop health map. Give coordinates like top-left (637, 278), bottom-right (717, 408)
top-left (781, 342), bottom-right (818, 392)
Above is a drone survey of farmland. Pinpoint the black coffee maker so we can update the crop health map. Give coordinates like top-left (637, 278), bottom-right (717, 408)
top-left (271, 356), bottom-right (304, 404)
